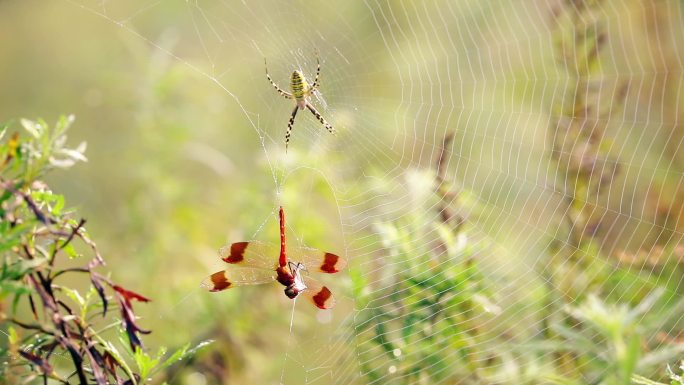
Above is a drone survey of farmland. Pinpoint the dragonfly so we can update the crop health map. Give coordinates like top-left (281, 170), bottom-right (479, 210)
top-left (202, 206), bottom-right (345, 309)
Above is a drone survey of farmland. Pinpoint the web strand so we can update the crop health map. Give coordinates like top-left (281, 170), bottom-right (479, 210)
top-left (51, 0), bottom-right (684, 383)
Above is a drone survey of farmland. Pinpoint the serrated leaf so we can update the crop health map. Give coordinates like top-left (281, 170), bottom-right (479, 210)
top-left (134, 346), bottom-right (160, 382)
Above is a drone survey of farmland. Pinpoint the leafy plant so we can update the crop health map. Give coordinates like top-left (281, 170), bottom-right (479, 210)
top-left (0, 116), bottom-right (210, 384)
top-left (356, 125), bottom-right (684, 384)
top-left (355, 134), bottom-right (499, 384)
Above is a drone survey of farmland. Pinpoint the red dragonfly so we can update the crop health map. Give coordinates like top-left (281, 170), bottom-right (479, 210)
top-left (202, 206), bottom-right (345, 309)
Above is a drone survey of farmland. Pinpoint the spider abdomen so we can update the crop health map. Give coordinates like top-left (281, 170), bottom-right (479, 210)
top-left (290, 70), bottom-right (309, 102)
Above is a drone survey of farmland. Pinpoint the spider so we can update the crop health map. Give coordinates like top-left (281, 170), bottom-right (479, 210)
top-left (265, 52), bottom-right (336, 151)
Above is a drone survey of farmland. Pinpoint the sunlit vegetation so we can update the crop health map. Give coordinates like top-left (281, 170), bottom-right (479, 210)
top-left (0, 118), bottom-right (208, 384)
top-left (0, 0), bottom-right (682, 384)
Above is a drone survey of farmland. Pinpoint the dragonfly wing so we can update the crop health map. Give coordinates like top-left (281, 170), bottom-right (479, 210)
top-left (291, 246), bottom-right (346, 274)
top-left (302, 276), bottom-right (336, 309)
top-left (219, 241), bottom-right (279, 270)
top-left (201, 267), bottom-right (275, 292)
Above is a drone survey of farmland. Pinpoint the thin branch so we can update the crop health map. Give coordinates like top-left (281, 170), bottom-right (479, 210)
top-left (50, 218), bottom-right (86, 263)
top-left (9, 318), bottom-right (55, 336)
top-left (50, 267), bottom-right (90, 281)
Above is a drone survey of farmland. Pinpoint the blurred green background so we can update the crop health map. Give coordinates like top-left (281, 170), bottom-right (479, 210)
top-left (1, 0), bottom-right (683, 384)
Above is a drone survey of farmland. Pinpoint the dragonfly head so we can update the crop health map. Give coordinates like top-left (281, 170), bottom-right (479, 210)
top-left (284, 285), bottom-right (300, 299)
top-left (284, 262), bottom-right (308, 299)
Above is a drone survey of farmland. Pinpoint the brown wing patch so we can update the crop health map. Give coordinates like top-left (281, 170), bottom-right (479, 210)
top-left (202, 271), bottom-right (232, 292)
top-left (295, 247), bottom-right (347, 274)
top-left (309, 286), bottom-right (335, 309)
top-left (220, 242), bottom-right (249, 264)
top-left (201, 268), bottom-right (276, 292)
top-left (218, 241), bottom-right (278, 269)
top-left (320, 252), bottom-right (344, 273)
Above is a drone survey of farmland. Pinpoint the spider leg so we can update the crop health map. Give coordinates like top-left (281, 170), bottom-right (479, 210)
top-left (310, 50), bottom-right (321, 91)
top-left (285, 106), bottom-right (299, 152)
top-left (265, 58), bottom-right (293, 99)
top-left (306, 102), bottom-right (336, 136)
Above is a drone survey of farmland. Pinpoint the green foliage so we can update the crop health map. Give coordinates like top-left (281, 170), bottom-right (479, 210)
top-left (133, 340), bottom-right (214, 383)
top-left (0, 116), bottom-right (210, 384)
top-left (0, 1), bottom-right (682, 384)
top-left (633, 361), bottom-right (684, 385)
top-left (552, 291), bottom-right (684, 385)
top-left (355, 137), bottom-right (501, 384)
top-left (356, 129), bottom-right (684, 384)
top-left (356, 214), bottom-right (495, 384)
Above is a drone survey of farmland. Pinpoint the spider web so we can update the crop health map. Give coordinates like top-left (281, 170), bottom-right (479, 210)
top-left (10, 0), bottom-right (684, 383)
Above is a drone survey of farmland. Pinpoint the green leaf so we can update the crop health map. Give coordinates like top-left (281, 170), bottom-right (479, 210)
top-left (189, 340), bottom-right (214, 354)
top-left (621, 335), bottom-right (641, 381)
top-left (0, 189), bottom-right (13, 207)
top-left (8, 326), bottom-right (18, 345)
top-left (0, 281), bottom-right (32, 296)
top-left (62, 287), bottom-right (85, 307)
top-left (0, 223), bottom-right (33, 253)
top-left (0, 257), bottom-right (47, 280)
top-left (51, 194), bottom-right (65, 215)
top-left (160, 344), bottom-right (188, 369)
top-left (63, 243), bottom-right (79, 259)
top-left (134, 346), bottom-right (160, 382)
top-left (137, 340), bottom-right (214, 381)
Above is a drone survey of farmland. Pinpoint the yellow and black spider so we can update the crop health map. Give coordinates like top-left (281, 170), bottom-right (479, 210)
top-left (265, 52), bottom-right (336, 151)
